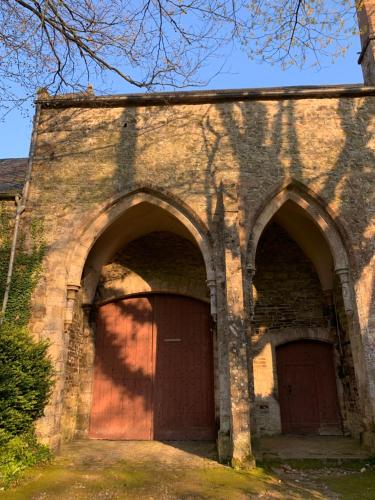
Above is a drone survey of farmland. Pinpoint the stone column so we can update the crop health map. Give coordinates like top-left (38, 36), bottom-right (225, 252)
top-left (216, 182), bottom-right (254, 468)
top-left (357, 0), bottom-right (375, 84)
top-left (207, 278), bottom-right (218, 323)
top-left (65, 284), bottom-right (81, 326)
top-left (335, 267), bottom-right (375, 449)
top-left (335, 268), bottom-right (354, 318)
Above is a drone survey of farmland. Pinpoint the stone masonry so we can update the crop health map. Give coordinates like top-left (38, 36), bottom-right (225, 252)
top-left (9, 83), bottom-right (371, 467)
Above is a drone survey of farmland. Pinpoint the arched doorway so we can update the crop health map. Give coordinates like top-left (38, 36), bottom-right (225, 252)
top-left (248, 191), bottom-right (360, 438)
top-left (276, 340), bottom-right (341, 434)
top-left (61, 195), bottom-right (218, 443)
top-left (89, 294), bottom-right (215, 440)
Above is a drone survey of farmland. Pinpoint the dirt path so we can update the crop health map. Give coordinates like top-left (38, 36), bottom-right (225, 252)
top-left (1, 440), bottom-right (373, 499)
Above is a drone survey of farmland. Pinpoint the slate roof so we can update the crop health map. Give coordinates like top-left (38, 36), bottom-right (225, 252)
top-left (0, 158), bottom-right (28, 197)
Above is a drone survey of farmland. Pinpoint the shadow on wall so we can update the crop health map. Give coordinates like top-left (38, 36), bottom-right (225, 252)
top-left (36, 107), bottom-right (138, 207)
top-left (209, 97), bottom-right (374, 436)
top-left (60, 94), bottom-right (374, 446)
top-left (96, 231), bottom-right (207, 304)
top-left (89, 294), bottom-right (216, 441)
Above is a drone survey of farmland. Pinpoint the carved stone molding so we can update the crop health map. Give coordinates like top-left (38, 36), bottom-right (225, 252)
top-left (335, 268), bottom-right (354, 317)
top-left (246, 264), bottom-right (256, 320)
top-left (65, 284), bottom-right (81, 325)
top-left (207, 278), bottom-right (217, 322)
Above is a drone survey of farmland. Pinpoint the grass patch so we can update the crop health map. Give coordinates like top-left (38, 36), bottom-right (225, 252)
top-left (321, 471), bottom-right (375, 499)
top-left (259, 458), bottom-right (371, 471)
top-left (1, 458), bottom-right (324, 499)
top-left (0, 432), bottom-right (51, 489)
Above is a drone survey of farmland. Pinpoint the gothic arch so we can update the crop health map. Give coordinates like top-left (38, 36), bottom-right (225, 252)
top-left (247, 182), bottom-right (349, 274)
top-left (65, 188), bottom-right (215, 294)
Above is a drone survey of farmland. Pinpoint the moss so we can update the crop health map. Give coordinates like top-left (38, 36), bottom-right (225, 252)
top-left (231, 454), bottom-right (256, 470)
top-left (259, 458), bottom-right (372, 471)
top-left (1, 458), bottom-right (320, 499)
top-left (197, 467), bottom-right (274, 497)
top-left (321, 471), bottom-right (375, 499)
top-left (2, 462), bottom-right (162, 499)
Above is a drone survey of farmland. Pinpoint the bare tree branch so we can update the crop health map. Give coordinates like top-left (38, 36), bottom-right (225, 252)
top-left (0, 0), bottom-right (357, 112)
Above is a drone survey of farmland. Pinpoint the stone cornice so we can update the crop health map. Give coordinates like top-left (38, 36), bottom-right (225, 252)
top-left (37, 84), bottom-right (375, 109)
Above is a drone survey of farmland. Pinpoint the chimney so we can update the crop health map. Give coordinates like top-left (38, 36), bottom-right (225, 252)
top-left (357, 0), bottom-right (375, 84)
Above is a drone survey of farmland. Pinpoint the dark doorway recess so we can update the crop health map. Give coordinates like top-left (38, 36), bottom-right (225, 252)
top-left (89, 294), bottom-right (215, 440)
top-left (276, 340), bottom-right (342, 435)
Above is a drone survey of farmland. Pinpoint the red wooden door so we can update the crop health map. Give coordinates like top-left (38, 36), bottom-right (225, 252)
top-left (89, 297), bottom-right (154, 439)
top-left (89, 294), bottom-right (215, 440)
top-left (276, 340), bottom-right (342, 434)
top-left (153, 295), bottom-right (215, 440)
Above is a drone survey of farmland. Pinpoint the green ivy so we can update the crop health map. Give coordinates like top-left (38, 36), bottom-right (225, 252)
top-left (0, 202), bottom-right (53, 487)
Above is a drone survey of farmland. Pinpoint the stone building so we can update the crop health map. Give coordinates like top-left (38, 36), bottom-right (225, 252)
top-left (0, 1), bottom-right (374, 466)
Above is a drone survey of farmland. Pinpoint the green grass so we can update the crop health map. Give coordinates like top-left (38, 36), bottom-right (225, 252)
top-left (0, 458), bottom-right (324, 499)
top-left (0, 432), bottom-right (51, 489)
top-left (321, 471), bottom-right (375, 500)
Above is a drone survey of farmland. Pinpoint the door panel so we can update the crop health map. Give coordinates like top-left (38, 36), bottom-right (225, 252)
top-left (153, 295), bottom-right (215, 440)
top-left (89, 297), bottom-right (154, 439)
top-left (277, 340), bottom-right (341, 434)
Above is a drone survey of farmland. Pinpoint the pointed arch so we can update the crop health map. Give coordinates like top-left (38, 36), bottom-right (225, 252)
top-left (247, 182), bottom-right (349, 274)
top-left (65, 188), bottom-right (215, 292)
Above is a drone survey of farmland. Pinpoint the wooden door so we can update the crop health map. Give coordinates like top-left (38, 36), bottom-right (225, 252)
top-left (153, 295), bottom-right (215, 440)
top-left (276, 340), bottom-right (342, 434)
top-left (89, 294), bottom-right (215, 440)
top-left (89, 297), bottom-right (154, 439)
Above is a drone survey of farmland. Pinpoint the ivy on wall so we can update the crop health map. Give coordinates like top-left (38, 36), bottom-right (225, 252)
top-left (0, 201), bottom-right (53, 487)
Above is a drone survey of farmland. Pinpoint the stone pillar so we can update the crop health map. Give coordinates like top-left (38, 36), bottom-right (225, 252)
top-left (207, 278), bottom-right (218, 322)
top-left (322, 289), bottom-right (336, 329)
top-left (65, 284), bottom-right (81, 326)
top-left (75, 304), bottom-right (97, 437)
top-left (357, 0), bottom-right (375, 84)
top-left (335, 267), bottom-right (375, 449)
top-left (216, 182), bottom-right (254, 468)
top-left (245, 264), bottom-right (256, 321)
top-left (335, 268), bottom-right (354, 318)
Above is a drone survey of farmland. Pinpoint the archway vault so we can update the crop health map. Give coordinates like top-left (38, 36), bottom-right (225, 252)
top-left (247, 182), bottom-right (350, 274)
top-left (61, 189), bottom-right (218, 444)
top-left (248, 181), bottom-right (365, 439)
top-left (65, 188), bottom-right (215, 297)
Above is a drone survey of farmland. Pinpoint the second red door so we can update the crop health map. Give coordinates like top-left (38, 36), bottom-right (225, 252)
top-left (276, 340), bottom-right (342, 434)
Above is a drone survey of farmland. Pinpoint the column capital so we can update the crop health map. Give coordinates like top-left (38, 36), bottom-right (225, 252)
top-left (65, 284), bottom-right (81, 325)
top-left (335, 268), bottom-right (354, 317)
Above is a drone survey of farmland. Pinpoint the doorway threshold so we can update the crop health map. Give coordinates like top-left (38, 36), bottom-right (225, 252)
top-left (253, 435), bottom-right (370, 462)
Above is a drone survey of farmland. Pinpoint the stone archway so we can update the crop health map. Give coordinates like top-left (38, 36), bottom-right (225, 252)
top-left (64, 189), bottom-right (216, 323)
top-left (247, 183), bottom-right (350, 275)
top-left (60, 189), bottom-right (222, 445)
top-left (246, 183), bottom-right (365, 440)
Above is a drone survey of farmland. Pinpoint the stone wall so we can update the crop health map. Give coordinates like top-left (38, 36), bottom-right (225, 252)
top-left (24, 89), bottom-right (375, 459)
top-left (253, 222), bottom-right (327, 335)
top-left (60, 290), bottom-right (85, 441)
top-left (97, 231), bottom-right (208, 303)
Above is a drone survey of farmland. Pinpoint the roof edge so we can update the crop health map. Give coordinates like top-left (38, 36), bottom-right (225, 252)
top-left (37, 84), bottom-right (375, 108)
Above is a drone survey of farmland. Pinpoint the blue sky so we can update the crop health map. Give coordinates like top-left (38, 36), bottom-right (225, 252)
top-left (0, 34), bottom-right (363, 159)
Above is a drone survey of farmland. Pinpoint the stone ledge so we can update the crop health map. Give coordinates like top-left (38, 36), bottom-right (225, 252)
top-left (37, 84), bottom-right (375, 108)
